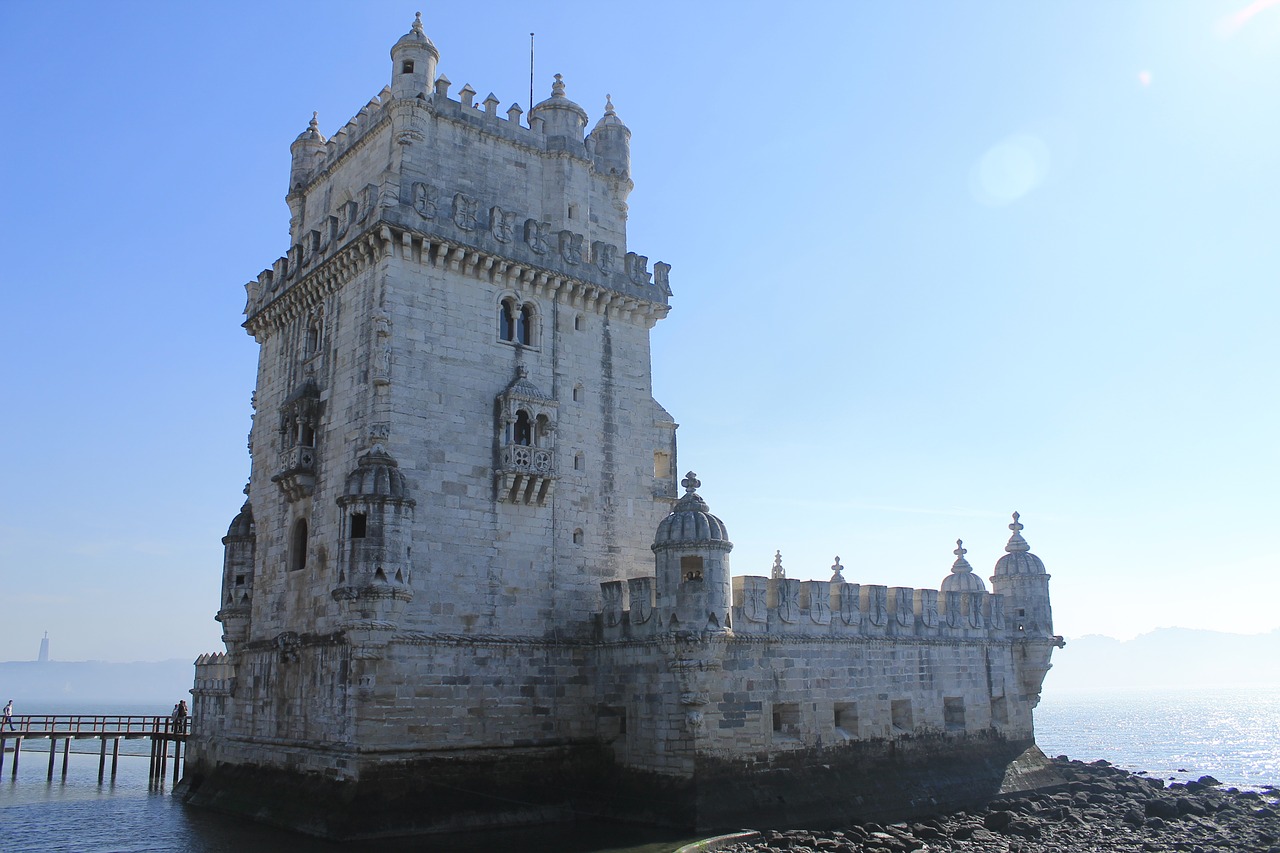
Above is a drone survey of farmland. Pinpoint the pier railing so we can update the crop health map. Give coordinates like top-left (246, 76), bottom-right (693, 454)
top-left (1, 714), bottom-right (189, 787)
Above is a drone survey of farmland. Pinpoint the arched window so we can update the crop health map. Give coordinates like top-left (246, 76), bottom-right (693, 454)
top-left (514, 410), bottom-right (532, 446)
top-left (498, 299), bottom-right (516, 341)
top-left (572, 384), bottom-right (584, 403)
top-left (573, 528), bottom-right (584, 545)
top-left (305, 317), bottom-right (321, 356)
top-left (290, 519), bottom-right (309, 572)
top-left (517, 304), bottom-right (533, 345)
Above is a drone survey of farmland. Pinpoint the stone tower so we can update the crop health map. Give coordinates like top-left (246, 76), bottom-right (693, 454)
top-left (187, 16), bottom-right (1064, 839)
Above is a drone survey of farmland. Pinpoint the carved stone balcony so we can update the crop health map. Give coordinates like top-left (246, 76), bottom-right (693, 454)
top-left (496, 443), bottom-right (556, 505)
top-left (272, 444), bottom-right (317, 502)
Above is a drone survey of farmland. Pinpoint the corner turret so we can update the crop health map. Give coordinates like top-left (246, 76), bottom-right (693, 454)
top-left (652, 472), bottom-right (733, 632)
top-left (990, 512), bottom-right (1052, 636)
top-left (390, 12), bottom-right (439, 100)
top-left (288, 112), bottom-right (326, 192)
top-left (529, 74), bottom-right (588, 152)
top-left (587, 94), bottom-right (632, 181)
top-left (216, 493), bottom-right (255, 655)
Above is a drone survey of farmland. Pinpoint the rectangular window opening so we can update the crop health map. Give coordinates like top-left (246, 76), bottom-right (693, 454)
top-left (944, 697), bottom-right (966, 732)
top-left (891, 699), bottom-right (913, 733)
top-left (350, 513), bottom-right (367, 539)
top-left (679, 555), bottom-right (703, 582)
top-left (772, 702), bottom-right (801, 739)
top-left (834, 702), bottom-right (858, 737)
top-left (991, 696), bottom-right (1008, 727)
top-left (234, 574), bottom-right (246, 587)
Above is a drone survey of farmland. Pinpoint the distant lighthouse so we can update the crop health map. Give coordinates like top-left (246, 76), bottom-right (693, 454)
top-left (37, 631), bottom-right (49, 663)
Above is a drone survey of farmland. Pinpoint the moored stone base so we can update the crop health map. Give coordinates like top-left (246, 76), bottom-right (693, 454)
top-left (181, 735), bottom-right (1064, 839)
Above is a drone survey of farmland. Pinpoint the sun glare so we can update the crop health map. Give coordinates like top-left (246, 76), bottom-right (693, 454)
top-left (1219, 0), bottom-right (1280, 37)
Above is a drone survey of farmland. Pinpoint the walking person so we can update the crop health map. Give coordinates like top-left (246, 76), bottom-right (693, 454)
top-left (173, 699), bottom-right (188, 734)
top-left (3, 699), bottom-right (14, 730)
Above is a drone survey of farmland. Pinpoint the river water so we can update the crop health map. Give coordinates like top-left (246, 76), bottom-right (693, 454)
top-left (1, 687), bottom-right (1276, 852)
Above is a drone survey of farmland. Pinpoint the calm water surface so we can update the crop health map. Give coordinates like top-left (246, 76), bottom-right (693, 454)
top-left (2, 688), bottom-right (1276, 851)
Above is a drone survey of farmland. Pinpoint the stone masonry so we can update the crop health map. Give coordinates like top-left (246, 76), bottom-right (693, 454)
top-left (184, 15), bottom-right (1065, 840)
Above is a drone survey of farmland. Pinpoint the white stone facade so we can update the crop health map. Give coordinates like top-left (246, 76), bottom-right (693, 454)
top-left (186, 16), bottom-right (1063, 838)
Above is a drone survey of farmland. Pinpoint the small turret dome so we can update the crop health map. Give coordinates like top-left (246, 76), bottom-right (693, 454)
top-left (992, 512), bottom-right (1046, 576)
top-left (225, 500), bottom-right (255, 540)
top-left (391, 12), bottom-right (439, 59)
top-left (654, 472), bottom-right (730, 546)
top-left (941, 539), bottom-right (986, 592)
top-left (591, 94), bottom-right (627, 131)
top-left (530, 74), bottom-right (588, 144)
top-left (292, 112), bottom-right (325, 148)
top-left (341, 445), bottom-right (414, 503)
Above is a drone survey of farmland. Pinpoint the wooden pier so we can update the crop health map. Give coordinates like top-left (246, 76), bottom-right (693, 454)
top-left (0, 715), bottom-right (187, 786)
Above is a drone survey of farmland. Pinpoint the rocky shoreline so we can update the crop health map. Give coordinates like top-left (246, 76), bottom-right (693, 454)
top-left (711, 757), bottom-right (1280, 852)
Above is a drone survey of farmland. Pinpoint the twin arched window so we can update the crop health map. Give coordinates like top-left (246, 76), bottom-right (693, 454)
top-left (498, 298), bottom-right (536, 346)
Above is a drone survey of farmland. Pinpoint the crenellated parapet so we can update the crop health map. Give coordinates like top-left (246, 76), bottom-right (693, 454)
top-left (602, 574), bottom-right (1009, 643)
top-left (245, 221), bottom-right (670, 336)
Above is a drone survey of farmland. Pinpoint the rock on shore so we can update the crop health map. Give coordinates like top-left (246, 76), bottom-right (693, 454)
top-left (715, 757), bottom-right (1280, 853)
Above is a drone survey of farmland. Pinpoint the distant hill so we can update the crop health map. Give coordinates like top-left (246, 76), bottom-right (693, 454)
top-left (1046, 627), bottom-right (1280, 692)
top-left (0, 659), bottom-right (193, 709)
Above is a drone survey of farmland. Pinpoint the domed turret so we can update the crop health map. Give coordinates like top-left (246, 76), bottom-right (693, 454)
top-left (529, 74), bottom-right (588, 152)
top-left (333, 445), bottom-right (416, 657)
top-left (989, 512), bottom-right (1054, 637)
top-left (941, 539), bottom-right (986, 593)
top-left (993, 511), bottom-right (1047, 576)
top-left (342, 444), bottom-right (413, 502)
top-left (587, 94), bottom-right (631, 180)
top-left (390, 12), bottom-right (439, 100)
top-left (652, 473), bottom-right (734, 632)
top-left (289, 112), bottom-right (326, 193)
top-left (217, 495), bottom-right (256, 656)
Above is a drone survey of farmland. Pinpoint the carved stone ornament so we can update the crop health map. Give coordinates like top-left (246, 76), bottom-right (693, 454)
top-left (359, 184), bottom-right (379, 222)
top-left (412, 182), bottom-right (438, 219)
top-left (839, 583), bottom-right (862, 626)
top-left (524, 219), bottom-right (551, 255)
top-left (920, 589), bottom-right (940, 628)
top-left (628, 577), bottom-right (653, 624)
top-left (625, 252), bottom-right (651, 285)
top-left (452, 193), bottom-right (479, 231)
top-left (490, 206), bottom-right (516, 243)
top-left (967, 592), bottom-right (985, 629)
top-left (593, 241), bottom-right (617, 274)
top-left (653, 261), bottom-right (671, 293)
top-left (808, 584), bottom-right (831, 625)
top-left (989, 593), bottom-right (1006, 629)
top-left (368, 422), bottom-right (391, 442)
top-left (867, 585), bottom-right (888, 627)
top-left (777, 578), bottom-right (800, 624)
top-left (601, 581), bottom-right (623, 628)
top-left (894, 588), bottom-right (913, 627)
top-left (559, 230), bottom-right (584, 265)
top-left (945, 590), bottom-right (963, 629)
top-left (743, 577), bottom-right (767, 624)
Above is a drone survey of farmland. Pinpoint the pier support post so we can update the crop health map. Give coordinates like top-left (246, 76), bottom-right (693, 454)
top-left (0, 736), bottom-right (5, 775)
top-left (172, 737), bottom-right (181, 782)
top-left (110, 738), bottom-right (119, 780)
top-left (47, 737), bottom-right (57, 781)
top-left (98, 737), bottom-right (107, 783)
top-left (61, 737), bottom-right (70, 779)
top-left (10, 737), bottom-right (19, 777)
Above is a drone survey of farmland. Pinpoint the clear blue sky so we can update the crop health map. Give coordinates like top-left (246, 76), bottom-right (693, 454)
top-left (1, 1), bottom-right (1276, 662)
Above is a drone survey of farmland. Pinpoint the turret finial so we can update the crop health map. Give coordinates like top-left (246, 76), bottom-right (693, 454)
top-left (411, 11), bottom-right (424, 35)
top-left (604, 94), bottom-right (615, 115)
top-left (309, 111), bottom-right (319, 132)
top-left (950, 539), bottom-right (974, 573)
top-left (1005, 511), bottom-right (1030, 553)
top-left (830, 556), bottom-right (845, 583)
top-left (552, 73), bottom-right (566, 98)
top-left (680, 471), bottom-right (700, 494)
top-left (772, 550), bottom-right (786, 580)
